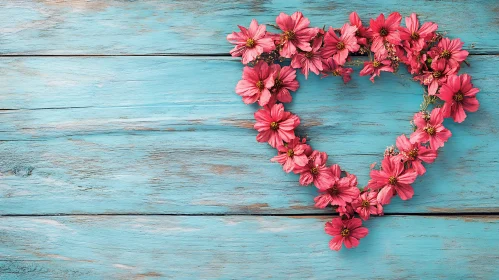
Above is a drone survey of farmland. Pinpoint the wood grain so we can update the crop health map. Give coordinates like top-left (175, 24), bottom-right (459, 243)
top-left (0, 55), bottom-right (497, 215)
top-left (1, 2), bottom-right (498, 277)
top-left (1, 0), bottom-right (498, 55)
top-left (0, 215), bottom-right (497, 279)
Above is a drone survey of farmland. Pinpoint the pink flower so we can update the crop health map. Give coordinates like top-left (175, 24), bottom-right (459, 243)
top-left (412, 111), bottom-right (430, 128)
top-left (402, 48), bottom-right (428, 75)
top-left (410, 108), bottom-right (452, 149)
top-left (227, 19), bottom-right (275, 64)
top-left (300, 137), bottom-right (314, 156)
top-left (235, 61), bottom-right (274, 106)
top-left (368, 157), bottom-right (418, 204)
top-left (399, 13), bottom-right (438, 51)
top-left (325, 217), bottom-right (369, 251)
top-left (359, 52), bottom-right (394, 82)
top-left (429, 38), bottom-right (469, 69)
top-left (276, 12), bottom-right (318, 58)
top-left (349, 12), bottom-right (372, 46)
top-left (314, 180), bottom-right (360, 207)
top-left (352, 192), bottom-right (380, 220)
top-left (369, 12), bottom-right (402, 52)
top-left (395, 134), bottom-right (438, 175)
top-left (314, 164), bottom-right (360, 207)
top-left (414, 59), bottom-right (456, 95)
top-left (268, 64), bottom-right (300, 105)
top-left (291, 37), bottom-right (323, 79)
top-left (254, 103), bottom-right (300, 148)
top-left (322, 24), bottom-right (359, 65)
top-left (439, 74), bottom-right (480, 123)
top-left (295, 151), bottom-right (334, 189)
top-left (321, 57), bottom-right (353, 83)
top-left (271, 138), bottom-right (309, 173)
top-left (336, 204), bottom-right (355, 218)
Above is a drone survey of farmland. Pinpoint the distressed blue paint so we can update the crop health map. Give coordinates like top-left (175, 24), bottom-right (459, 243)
top-left (0, 1), bottom-right (498, 55)
top-left (0, 216), bottom-right (498, 278)
top-left (0, 56), bottom-right (497, 215)
top-left (0, 1), bottom-right (498, 278)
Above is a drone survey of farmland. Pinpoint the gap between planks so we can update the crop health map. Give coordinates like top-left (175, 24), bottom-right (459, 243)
top-left (0, 53), bottom-right (496, 57)
top-left (1, 213), bottom-right (498, 217)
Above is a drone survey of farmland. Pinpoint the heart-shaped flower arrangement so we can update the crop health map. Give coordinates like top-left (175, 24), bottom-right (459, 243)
top-left (227, 11), bottom-right (479, 251)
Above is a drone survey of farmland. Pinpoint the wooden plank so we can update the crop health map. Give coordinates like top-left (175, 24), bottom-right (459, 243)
top-left (0, 55), bottom-right (497, 215)
top-left (0, 0), bottom-right (498, 55)
top-left (0, 215), bottom-right (497, 279)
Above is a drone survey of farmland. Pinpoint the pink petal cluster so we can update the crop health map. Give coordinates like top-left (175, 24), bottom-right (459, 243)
top-left (269, 64), bottom-right (300, 105)
top-left (294, 151), bottom-right (334, 189)
top-left (399, 13), bottom-right (438, 51)
top-left (227, 19), bottom-right (275, 64)
top-left (368, 157), bottom-right (418, 204)
top-left (414, 58), bottom-right (456, 95)
top-left (236, 62), bottom-right (274, 106)
top-left (321, 58), bottom-right (354, 84)
top-left (275, 12), bottom-right (318, 58)
top-left (428, 38), bottom-right (469, 69)
top-left (439, 74), bottom-right (480, 123)
top-left (369, 12), bottom-right (402, 52)
top-left (271, 138), bottom-right (310, 173)
top-left (395, 134), bottom-right (437, 175)
top-left (410, 108), bottom-right (452, 149)
top-left (254, 103), bottom-right (300, 148)
top-left (228, 11), bottom-right (479, 251)
top-left (349, 12), bottom-right (372, 46)
top-left (359, 52), bottom-right (394, 82)
top-left (314, 164), bottom-right (360, 207)
top-left (291, 37), bottom-right (323, 79)
top-left (322, 24), bottom-right (359, 65)
top-left (352, 192), bottom-right (382, 221)
top-left (325, 217), bottom-right (368, 251)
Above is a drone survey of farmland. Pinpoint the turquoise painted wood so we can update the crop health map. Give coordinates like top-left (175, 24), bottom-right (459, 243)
top-left (0, 216), bottom-right (498, 279)
top-left (0, 1), bottom-right (498, 55)
top-left (0, 56), bottom-right (498, 215)
top-left (1, 1), bottom-right (498, 279)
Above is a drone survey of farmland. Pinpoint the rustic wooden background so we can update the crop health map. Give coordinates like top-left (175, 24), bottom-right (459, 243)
top-left (1, 1), bottom-right (498, 279)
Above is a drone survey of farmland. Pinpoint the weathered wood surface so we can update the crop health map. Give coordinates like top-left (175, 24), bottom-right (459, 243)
top-left (1, 1), bottom-right (498, 279)
top-left (0, 216), bottom-right (498, 279)
top-left (0, 56), bottom-right (497, 215)
top-left (1, 0), bottom-right (499, 55)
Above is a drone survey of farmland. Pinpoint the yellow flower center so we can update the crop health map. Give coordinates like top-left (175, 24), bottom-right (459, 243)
top-left (283, 30), bottom-right (295, 40)
top-left (341, 228), bottom-right (350, 237)
top-left (270, 121), bottom-right (279, 130)
top-left (274, 78), bottom-right (282, 89)
top-left (287, 149), bottom-right (294, 157)
top-left (410, 32), bottom-right (420, 40)
top-left (256, 80), bottom-right (265, 90)
top-left (388, 176), bottom-right (398, 185)
top-left (361, 200), bottom-right (370, 207)
top-left (246, 38), bottom-right (256, 48)
top-left (425, 126), bottom-right (436, 136)
top-left (336, 41), bottom-right (345, 50)
top-left (379, 27), bottom-right (388, 36)
top-left (311, 167), bottom-right (319, 175)
top-left (328, 187), bottom-right (340, 196)
top-left (408, 148), bottom-right (419, 160)
top-left (441, 50), bottom-right (451, 59)
top-left (373, 60), bottom-right (381, 68)
top-left (432, 71), bottom-right (442, 78)
top-left (454, 92), bottom-right (464, 102)
top-left (332, 70), bottom-right (341, 76)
